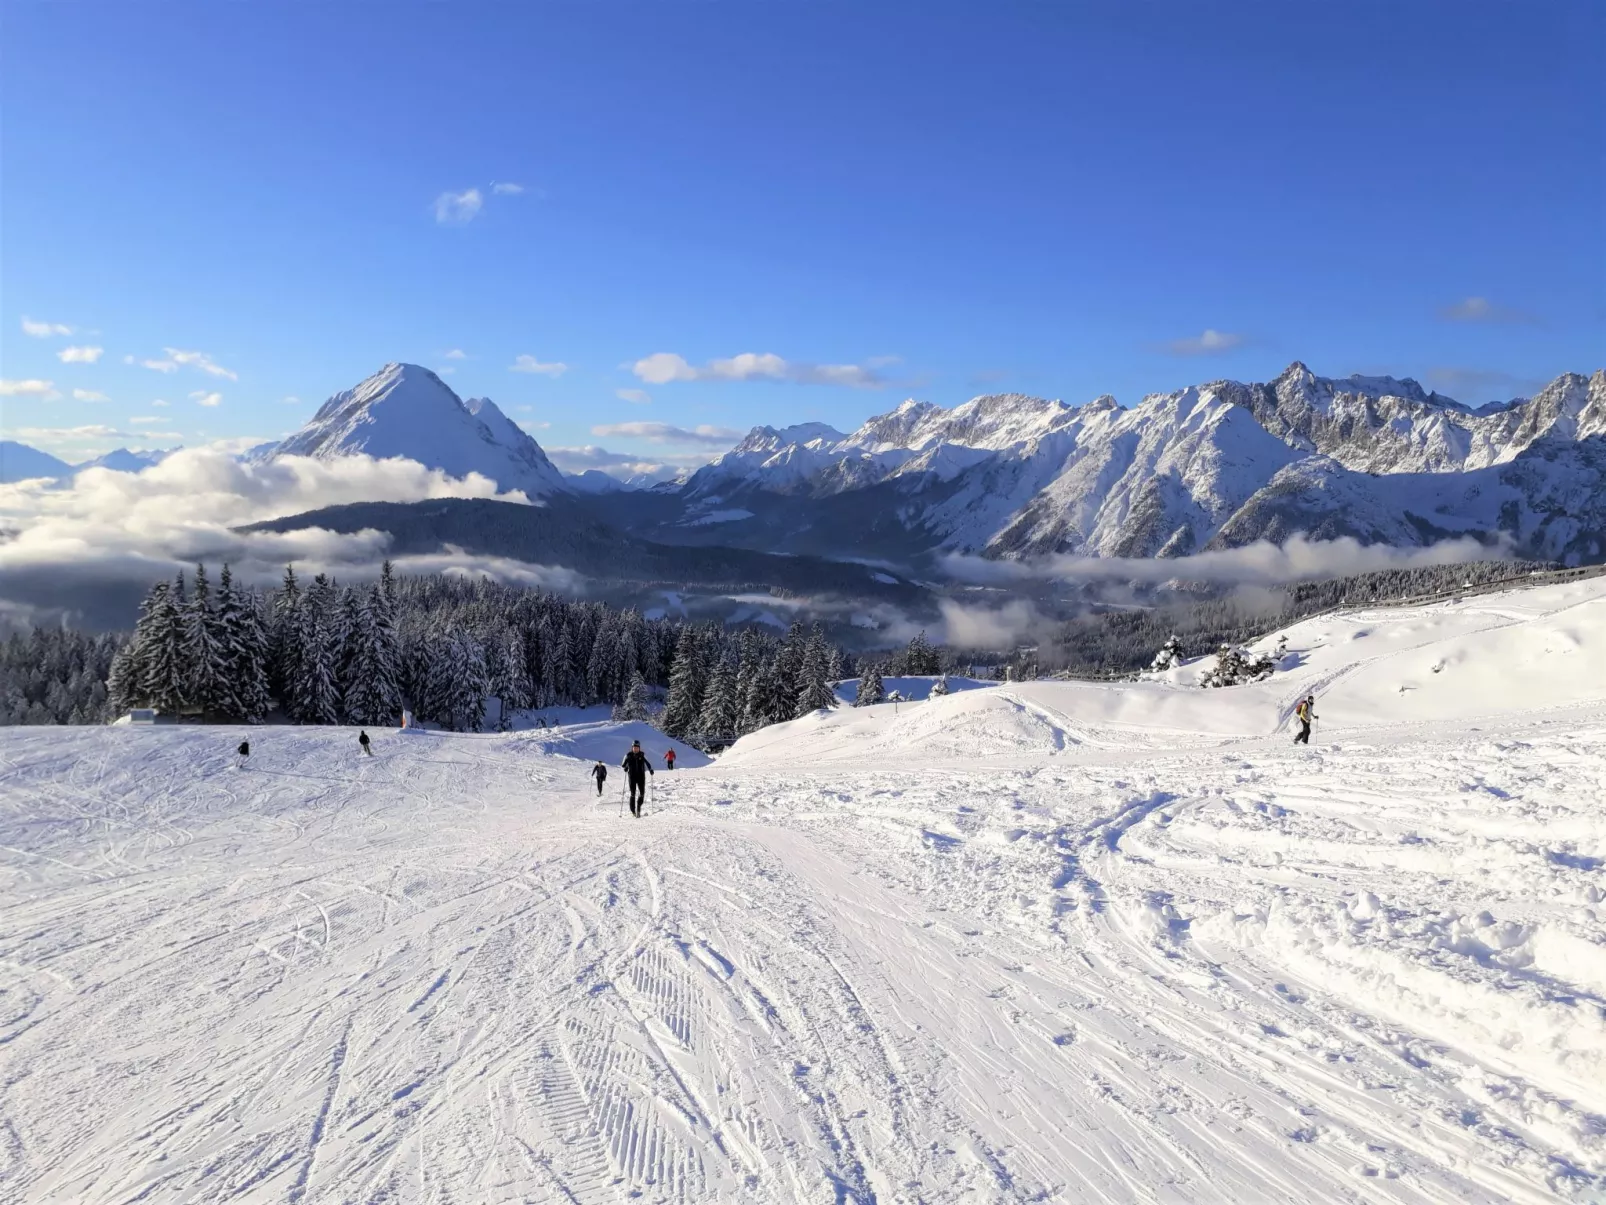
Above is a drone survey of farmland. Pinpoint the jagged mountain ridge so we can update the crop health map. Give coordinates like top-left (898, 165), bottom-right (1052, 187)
top-left (648, 363), bottom-right (1605, 564)
top-left (263, 362), bottom-right (569, 497)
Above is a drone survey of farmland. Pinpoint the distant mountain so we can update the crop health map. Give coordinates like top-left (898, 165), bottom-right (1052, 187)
top-left (0, 442), bottom-right (178, 482)
top-left (0, 441), bottom-right (75, 483)
top-left (76, 447), bottom-right (177, 474)
top-left (263, 362), bottom-right (568, 497)
top-left (605, 364), bottom-right (1604, 566)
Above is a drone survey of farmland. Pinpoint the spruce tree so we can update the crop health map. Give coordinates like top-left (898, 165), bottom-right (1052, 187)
top-left (233, 583), bottom-right (273, 721)
top-left (297, 575), bottom-right (342, 724)
top-left (110, 580), bottom-right (165, 711)
top-left (794, 628), bottom-right (837, 716)
top-left (930, 672), bottom-right (950, 697)
top-left (661, 626), bottom-right (706, 738)
top-left (696, 656), bottom-right (739, 739)
top-left (613, 671), bottom-right (651, 723)
top-left (142, 579), bottom-right (188, 715)
top-left (185, 563), bottom-right (226, 716)
top-left (209, 565), bottom-right (249, 720)
top-left (855, 663), bottom-right (885, 707)
top-left (270, 566), bottom-right (304, 718)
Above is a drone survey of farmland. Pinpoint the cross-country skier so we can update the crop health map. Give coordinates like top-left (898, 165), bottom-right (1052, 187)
top-left (621, 740), bottom-right (653, 817)
top-left (235, 739), bottom-right (250, 769)
top-left (663, 748), bottom-right (677, 771)
top-left (1293, 695), bottom-right (1317, 745)
top-left (359, 730), bottom-right (372, 756)
top-left (592, 760), bottom-right (608, 796)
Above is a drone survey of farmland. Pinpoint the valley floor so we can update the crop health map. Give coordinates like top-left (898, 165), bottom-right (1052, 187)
top-left (2, 699), bottom-right (1603, 1204)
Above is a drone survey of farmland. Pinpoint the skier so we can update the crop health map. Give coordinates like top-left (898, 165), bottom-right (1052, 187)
top-left (592, 760), bottom-right (608, 796)
top-left (235, 739), bottom-right (250, 769)
top-left (1293, 695), bottom-right (1317, 745)
top-left (359, 730), bottom-right (372, 756)
top-left (663, 747), bottom-right (677, 771)
top-left (621, 739), bottom-right (653, 817)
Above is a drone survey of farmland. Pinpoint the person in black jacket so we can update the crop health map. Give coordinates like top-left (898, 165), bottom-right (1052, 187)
top-left (621, 740), bottom-right (653, 817)
top-left (359, 730), bottom-right (372, 756)
top-left (591, 761), bottom-right (608, 796)
top-left (235, 740), bottom-right (250, 769)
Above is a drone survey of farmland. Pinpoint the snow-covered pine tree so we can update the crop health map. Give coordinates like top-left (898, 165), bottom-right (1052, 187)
top-left (109, 579), bottom-right (166, 712)
top-left (613, 670), bottom-right (651, 723)
top-left (661, 625), bottom-right (707, 738)
top-left (441, 628), bottom-right (488, 731)
top-left (794, 627), bottom-right (837, 717)
top-left (234, 581), bottom-right (273, 721)
top-left (855, 663), bottom-right (885, 707)
top-left (826, 645), bottom-right (845, 684)
top-left (297, 574), bottom-right (342, 724)
top-left (184, 563), bottom-right (227, 717)
top-left (696, 656), bottom-right (739, 739)
top-left (776, 621), bottom-right (807, 697)
top-left (1149, 633), bottom-right (1184, 673)
top-left (142, 578), bottom-right (188, 715)
top-left (270, 566), bottom-right (304, 718)
top-left (904, 630), bottom-right (939, 675)
top-left (209, 565), bottom-right (254, 720)
top-left (930, 672), bottom-right (950, 697)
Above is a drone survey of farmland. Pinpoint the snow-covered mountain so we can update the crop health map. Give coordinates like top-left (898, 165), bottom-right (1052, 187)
top-left (76, 447), bottom-right (177, 474)
top-left (658, 364), bottom-right (1605, 564)
top-left (264, 363), bottom-right (568, 497)
top-left (0, 441), bottom-right (75, 483)
top-left (0, 441), bottom-right (179, 483)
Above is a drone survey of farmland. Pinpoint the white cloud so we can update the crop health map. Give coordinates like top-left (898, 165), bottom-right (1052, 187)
top-left (72, 389), bottom-right (111, 402)
top-left (133, 348), bottom-right (237, 379)
top-left (1164, 329), bottom-right (1245, 356)
top-left (443, 348), bottom-right (468, 360)
top-left (189, 390), bottom-right (223, 408)
top-left (491, 182), bottom-right (524, 195)
top-left (631, 351), bottom-right (887, 388)
top-left (21, 316), bottom-right (73, 338)
top-left (510, 354), bottom-right (568, 377)
top-left (0, 451), bottom-right (568, 610)
top-left (8, 424), bottom-right (123, 442)
top-left (57, 345), bottom-right (104, 364)
top-left (434, 188), bottom-right (484, 224)
top-left (0, 379), bottom-right (60, 398)
top-left (615, 388), bottom-right (652, 405)
top-left (150, 399), bottom-right (171, 407)
top-left (1439, 296), bottom-right (1537, 324)
top-left (281, 396), bottom-right (302, 405)
top-left (941, 534), bottom-right (1499, 589)
top-left (129, 416), bottom-right (166, 425)
top-left (590, 421), bottom-right (740, 446)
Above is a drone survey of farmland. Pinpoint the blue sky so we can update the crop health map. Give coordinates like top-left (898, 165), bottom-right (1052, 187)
top-left (2, 1), bottom-right (1601, 472)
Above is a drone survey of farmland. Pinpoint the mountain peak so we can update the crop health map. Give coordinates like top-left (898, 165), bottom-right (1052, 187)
top-left (268, 362), bottom-right (568, 497)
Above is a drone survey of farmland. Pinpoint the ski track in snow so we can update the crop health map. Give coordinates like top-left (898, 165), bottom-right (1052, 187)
top-left (3, 595), bottom-right (1605, 1202)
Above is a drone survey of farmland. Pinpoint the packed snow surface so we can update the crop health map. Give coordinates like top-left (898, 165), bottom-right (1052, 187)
top-left (3, 579), bottom-right (1604, 1203)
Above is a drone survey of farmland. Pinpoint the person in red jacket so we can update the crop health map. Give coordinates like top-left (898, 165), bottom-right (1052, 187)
top-left (663, 748), bottom-right (677, 771)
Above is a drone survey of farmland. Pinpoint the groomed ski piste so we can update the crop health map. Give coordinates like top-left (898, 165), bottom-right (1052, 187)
top-left (2, 577), bottom-right (1603, 1203)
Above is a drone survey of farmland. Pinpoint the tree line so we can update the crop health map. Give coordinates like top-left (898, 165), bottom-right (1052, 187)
top-left (91, 563), bottom-right (883, 743)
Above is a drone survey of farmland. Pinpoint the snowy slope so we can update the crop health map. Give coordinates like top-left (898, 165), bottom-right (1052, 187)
top-left (664, 364), bottom-right (1605, 562)
top-left (266, 363), bottom-right (569, 497)
top-left (3, 576), bottom-right (1604, 1203)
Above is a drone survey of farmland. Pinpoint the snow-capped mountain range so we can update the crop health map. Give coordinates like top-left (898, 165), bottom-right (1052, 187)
top-left (654, 363), bottom-right (1605, 564)
top-left (6, 360), bottom-right (1603, 566)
